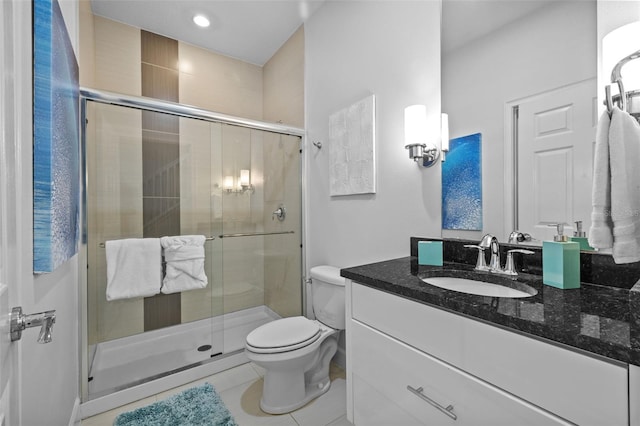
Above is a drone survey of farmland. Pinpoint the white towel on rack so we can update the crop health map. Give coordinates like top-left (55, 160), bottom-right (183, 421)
top-left (160, 235), bottom-right (208, 294)
top-left (588, 110), bottom-right (614, 250)
top-left (105, 238), bottom-right (162, 301)
top-left (609, 107), bottom-right (640, 263)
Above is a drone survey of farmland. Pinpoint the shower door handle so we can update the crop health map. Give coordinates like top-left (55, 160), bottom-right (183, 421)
top-left (272, 205), bottom-right (286, 221)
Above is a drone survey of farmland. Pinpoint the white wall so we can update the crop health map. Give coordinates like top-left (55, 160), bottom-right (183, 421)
top-left (13, 0), bottom-right (81, 424)
top-left (442, 1), bottom-right (596, 242)
top-left (305, 0), bottom-right (442, 270)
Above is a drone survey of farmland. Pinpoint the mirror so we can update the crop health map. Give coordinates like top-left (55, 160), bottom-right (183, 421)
top-left (441, 0), bottom-right (598, 244)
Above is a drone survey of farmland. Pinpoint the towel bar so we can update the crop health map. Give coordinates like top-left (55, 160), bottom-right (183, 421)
top-left (99, 236), bottom-right (215, 248)
top-left (218, 231), bottom-right (295, 238)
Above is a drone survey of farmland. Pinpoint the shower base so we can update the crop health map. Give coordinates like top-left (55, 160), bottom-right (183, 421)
top-left (87, 305), bottom-right (279, 400)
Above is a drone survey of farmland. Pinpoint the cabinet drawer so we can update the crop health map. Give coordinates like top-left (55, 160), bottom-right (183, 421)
top-left (351, 282), bottom-right (466, 365)
top-left (464, 316), bottom-right (628, 426)
top-left (351, 320), bottom-right (569, 426)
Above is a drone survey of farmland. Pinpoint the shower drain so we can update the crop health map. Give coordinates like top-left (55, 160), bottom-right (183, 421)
top-left (197, 344), bottom-right (212, 352)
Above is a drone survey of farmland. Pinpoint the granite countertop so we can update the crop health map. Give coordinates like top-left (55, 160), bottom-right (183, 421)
top-left (341, 256), bottom-right (640, 367)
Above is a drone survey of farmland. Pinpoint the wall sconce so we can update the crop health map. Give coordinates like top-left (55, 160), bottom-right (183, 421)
top-left (404, 105), bottom-right (439, 167)
top-left (223, 171), bottom-right (254, 194)
top-left (239, 169), bottom-right (254, 194)
top-left (441, 113), bottom-right (449, 162)
top-left (223, 175), bottom-right (235, 193)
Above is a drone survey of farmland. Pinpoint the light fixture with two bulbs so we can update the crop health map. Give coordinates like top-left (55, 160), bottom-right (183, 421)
top-left (223, 170), bottom-right (254, 194)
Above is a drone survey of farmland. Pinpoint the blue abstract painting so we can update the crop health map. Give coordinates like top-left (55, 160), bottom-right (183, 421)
top-left (442, 133), bottom-right (482, 230)
top-left (33, 0), bottom-right (80, 273)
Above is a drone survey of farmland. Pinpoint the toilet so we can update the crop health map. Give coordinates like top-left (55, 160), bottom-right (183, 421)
top-left (245, 265), bottom-right (345, 414)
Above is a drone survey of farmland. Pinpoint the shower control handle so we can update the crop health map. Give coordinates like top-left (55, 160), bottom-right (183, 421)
top-left (10, 306), bottom-right (56, 344)
top-left (272, 205), bottom-right (286, 222)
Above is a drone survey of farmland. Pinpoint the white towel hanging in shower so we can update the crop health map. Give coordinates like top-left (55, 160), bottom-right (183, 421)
top-left (105, 238), bottom-right (162, 300)
top-left (160, 235), bottom-right (208, 294)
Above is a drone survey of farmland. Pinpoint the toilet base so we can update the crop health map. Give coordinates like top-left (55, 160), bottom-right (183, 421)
top-left (260, 377), bottom-right (331, 414)
top-left (251, 329), bottom-right (339, 414)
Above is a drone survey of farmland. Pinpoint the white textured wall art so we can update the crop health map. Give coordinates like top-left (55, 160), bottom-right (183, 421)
top-left (329, 94), bottom-right (376, 196)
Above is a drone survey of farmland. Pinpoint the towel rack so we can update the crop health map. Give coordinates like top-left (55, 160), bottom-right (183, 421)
top-left (218, 230), bottom-right (295, 238)
top-left (98, 236), bottom-right (215, 248)
top-left (605, 48), bottom-right (640, 121)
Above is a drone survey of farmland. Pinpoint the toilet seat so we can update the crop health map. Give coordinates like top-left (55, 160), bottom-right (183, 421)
top-left (246, 317), bottom-right (322, 354)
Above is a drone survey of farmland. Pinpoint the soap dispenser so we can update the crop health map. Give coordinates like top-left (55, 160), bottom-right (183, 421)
top-left (570, 220), bottom-right (593, 251)
top-left (542, 223), bottom-right (580, 289)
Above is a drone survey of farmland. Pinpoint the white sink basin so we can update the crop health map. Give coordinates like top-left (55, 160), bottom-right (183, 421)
top-left (422, 277), bottom-right (537, 298)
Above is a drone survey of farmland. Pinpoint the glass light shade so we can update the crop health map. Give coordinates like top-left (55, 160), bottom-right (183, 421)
top-left (603, 21), bottom-right (640, 92)
top-left (223, 175), bottom-right (234, 190)
top-left (441, 113), bottom-right (449, 152)
top-left (404, 105), bottom-right (428, 146)
top-left (240, 169), bottom-right (250, 187)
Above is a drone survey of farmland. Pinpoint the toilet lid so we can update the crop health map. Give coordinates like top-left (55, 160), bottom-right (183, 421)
top-left (246, 317), bottom-right (321, 353)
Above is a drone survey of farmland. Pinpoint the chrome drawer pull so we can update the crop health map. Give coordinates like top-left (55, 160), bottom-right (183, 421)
top-left (407, 385), bottom-right (457, 420)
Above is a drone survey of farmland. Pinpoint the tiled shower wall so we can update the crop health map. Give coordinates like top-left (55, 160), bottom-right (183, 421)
top-left (80, 7), bottom-right (303, 344)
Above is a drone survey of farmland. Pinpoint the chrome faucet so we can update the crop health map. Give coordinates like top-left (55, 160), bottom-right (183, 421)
top-left (464, 233), bottom-right (497, 272)
top-left (508, 231), bottom-right (533, 244)
top-left (466, 234), bottom-right (534, 277)
top-left (480, 234), bottom-right (501, 272)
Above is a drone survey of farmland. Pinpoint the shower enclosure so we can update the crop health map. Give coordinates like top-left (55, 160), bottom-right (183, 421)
top-left (79, 89), bottom-right (304, 406)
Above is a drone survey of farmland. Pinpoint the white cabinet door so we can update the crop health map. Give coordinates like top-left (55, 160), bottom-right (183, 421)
top-left (351, 320), bottom-right (570, 426)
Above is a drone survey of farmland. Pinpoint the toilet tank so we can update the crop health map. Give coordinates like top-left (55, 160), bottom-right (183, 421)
top-left (310, 265), bottom-right (346, 330)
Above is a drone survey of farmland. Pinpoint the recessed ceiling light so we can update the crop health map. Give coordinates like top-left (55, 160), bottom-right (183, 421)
top-left (193, 14), bottom-right (210, 28)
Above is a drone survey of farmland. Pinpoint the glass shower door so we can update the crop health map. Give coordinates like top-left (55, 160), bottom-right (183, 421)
top-left (85, 101), bottom-right (223, 398)
top-left (218, 125), bottom-right (302, 350)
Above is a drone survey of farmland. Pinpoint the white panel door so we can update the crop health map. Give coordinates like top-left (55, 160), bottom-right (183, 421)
top-left (517, 79), bottom-right (596, 242)
top-left (0, 0), bottom-right (22, 424)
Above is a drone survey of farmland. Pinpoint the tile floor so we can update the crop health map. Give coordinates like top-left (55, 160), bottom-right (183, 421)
top-left (81, 362), bottom-right (351, 426)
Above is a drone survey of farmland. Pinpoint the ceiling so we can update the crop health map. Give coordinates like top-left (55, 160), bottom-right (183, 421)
top-left (91, 0), bottom-right (557, 66)
top-left (442, 0), bottom-right (556, 53)
top-left (90, 0), bottom-right (326, 66)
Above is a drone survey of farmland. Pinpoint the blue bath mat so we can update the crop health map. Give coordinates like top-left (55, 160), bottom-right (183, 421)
top-left (113, 383), bottom-right (237, 426)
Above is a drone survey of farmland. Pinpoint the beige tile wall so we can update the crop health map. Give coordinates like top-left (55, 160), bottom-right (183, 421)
top-left (78, 0), bottom-right (94, 87)
top-left (219, 125), bottom-right (266, 314)
top-left (93, 17), bottom-right (141, 96)
top-left (87, 103), bottom-right (144, 344)
top-left (86, 17), bottom-right (144, 344)
top-left (178, 42), bottom-right (263, 119)
top-left (262, 27), bottom-right (304, 317)
top-left (263, 26), bottom-right (305, 128)
top-left (179, 118), bottom-right (221, 323)
top-left (263, 134), bottom-right (302, 317)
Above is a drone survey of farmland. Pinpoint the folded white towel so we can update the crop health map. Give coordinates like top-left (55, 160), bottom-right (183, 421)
top-left (105, 238), bottom-right (162, 301)
top-left (588, 110), bottom-right (614, 249)
top-left (160, 235), bottom-right (208, 294)
top-left (609, 107), bottom-right (640, 264)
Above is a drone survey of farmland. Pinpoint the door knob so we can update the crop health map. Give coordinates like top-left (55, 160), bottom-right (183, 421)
top-left (10, 306), bottom-right (56, 343)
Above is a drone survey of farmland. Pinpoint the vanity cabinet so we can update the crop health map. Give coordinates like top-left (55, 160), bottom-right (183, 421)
top-left (346, 281), bottom-right (629, 426)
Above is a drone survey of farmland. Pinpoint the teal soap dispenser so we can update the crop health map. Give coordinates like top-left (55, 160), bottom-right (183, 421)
top-left (570, 220), bottom-right (594, 251)
top-left (543, 223), bottom-right (580, 289)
